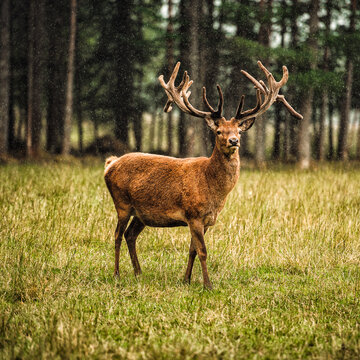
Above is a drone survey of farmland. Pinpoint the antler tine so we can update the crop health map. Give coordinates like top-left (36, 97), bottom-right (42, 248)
top-left (235, 89), bottom-right (262, 120)
top-left (278, 65), bottom-right (289, 87)
top-left (202, 87), bottom-right (216, 113)
top-left (215, 85), bottom-right (224, 117)
top-left (169, 61), bottom-right (181, 86)
top-left (176, 70), bottom-right (187, 90)
top-left (159, 61), bottom-right (226, 120)
top-left (181, 87), bottom-right (212, 118)
top-left (235, 95), bottom-right (246, 119)
top-left (235, 60), bottom-right (302, 121)
top-left (257, 61), bottom-right (271, 78)
top-left (259, 80), bottom-right (269, 94)
top-left (202, 85), bottom-right (224, 117)
top-left (163, 100), bottom-right (173, 113)
top-left (240, 69), bottom-right (266, 93)
top-left (277, 95), bottom-right (303, 119)
top-left (159, 62), bottom-right (181, 113)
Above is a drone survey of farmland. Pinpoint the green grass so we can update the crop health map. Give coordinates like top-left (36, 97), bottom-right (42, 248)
top-left (1, 161), bottom-right (360, 359)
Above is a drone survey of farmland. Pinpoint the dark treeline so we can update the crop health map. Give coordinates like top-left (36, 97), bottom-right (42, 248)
top-left (0, 0), bottom-right (359, 168)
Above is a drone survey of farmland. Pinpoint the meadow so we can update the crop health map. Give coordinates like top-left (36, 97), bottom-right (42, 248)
top-left (0, 160), bottom-right (359, 359)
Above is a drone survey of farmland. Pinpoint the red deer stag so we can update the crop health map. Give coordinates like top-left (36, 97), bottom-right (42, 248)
top-left (104, 61), bottom-right (302, 289)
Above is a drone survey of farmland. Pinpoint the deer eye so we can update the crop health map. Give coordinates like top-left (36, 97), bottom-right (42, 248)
top-left (216, 130), bottom-right (221, 135)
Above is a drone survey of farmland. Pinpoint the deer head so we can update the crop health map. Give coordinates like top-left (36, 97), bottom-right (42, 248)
top-left (159, 61), bottom-right (302, 155)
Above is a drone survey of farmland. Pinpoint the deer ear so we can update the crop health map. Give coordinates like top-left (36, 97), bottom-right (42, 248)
top-left (238, 118), bottom-right (255, 132)
top-left (205, 116), bottom-right (219, 132)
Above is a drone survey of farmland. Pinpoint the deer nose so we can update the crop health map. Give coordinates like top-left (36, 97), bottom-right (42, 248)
top-left (229, 137), bottom-right (239, 146)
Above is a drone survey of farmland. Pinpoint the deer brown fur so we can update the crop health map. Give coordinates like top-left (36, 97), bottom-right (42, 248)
top-left (104, 61), bottom-right (302, 289)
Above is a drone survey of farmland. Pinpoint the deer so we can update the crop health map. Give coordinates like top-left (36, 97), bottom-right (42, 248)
top-left (104, 61), bottom-right (302, 289)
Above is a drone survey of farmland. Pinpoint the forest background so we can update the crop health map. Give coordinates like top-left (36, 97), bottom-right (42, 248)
top-left (0, 0), bottom-right (359, 169)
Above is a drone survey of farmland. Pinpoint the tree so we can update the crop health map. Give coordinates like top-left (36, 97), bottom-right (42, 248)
top-left (202, 0), bottom-right (221, 155)
top-left (255, 0), bottom-right (273, 167)
top-left (273, 0), bottom-right (286, 161)
top-left (337, 0), bottom-right (357, 160)
top-left (317, 0), bottom-right (332, 161)
top-left (62, 0), bottom-right (77, 155)
top-left (166, 0), bottom-right (175, 155)
top-left (357, 111), bottom-right (360, 159)
top-left (46, 0), bottom-right (67, 154)
top-left (0, 0), bottom-right (10, 155)
top-left (288, 0), bottom-right (301, 161)
top-left (27, 0), bottom-right (46, 158)
top-left (114, 0), bottom-right (136, 145)
top-left (225, 0), bottom-right (257, 158)
top-left (186, 0), bottom-right (207, 157)
top-left (297, 0), bottom-right (319, 169)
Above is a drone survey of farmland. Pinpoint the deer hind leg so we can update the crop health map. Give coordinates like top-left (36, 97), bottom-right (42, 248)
top-left (124, 216), bottom-right (145, 276)
top-left (184, 238), bottom-right (197, 284)
top-left (188, 222), bottom-right (212, 290)
top-left (114, 210), bottom-right (131, 277)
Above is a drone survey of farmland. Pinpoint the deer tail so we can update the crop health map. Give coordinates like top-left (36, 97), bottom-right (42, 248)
top-left (104, 156), bottom-right (118, 174)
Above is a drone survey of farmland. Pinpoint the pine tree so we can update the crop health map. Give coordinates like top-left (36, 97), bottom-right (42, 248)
top-left (0, 0), bottom-right (10, 155)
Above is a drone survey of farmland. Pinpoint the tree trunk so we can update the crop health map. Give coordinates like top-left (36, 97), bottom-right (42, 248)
top-left (27, 0), bottom-right (45, 158)
top-left (317, 0), bottom-right (332, 161)
top-left (166, 0), bottom-right (174, 155)
top-left (275, 0), bottom-right (286, 161)
top-left (132, 0), bottom-right (144, 153)
top-left (46, 2), bottom-right (66, 154)
top-left (318, 91), bottom-right (328, 161)
top-left (178, 113), bottom-right (186, 157)
top-left (337, 61), bottom-right (354, 160)
top-left (327, 100), bottom-right (334, 159)
top-left (76, 103), bottom-right (83, 153)
top-left (149, 113), bottom-right (156, 152)
top-left (356, 110), bottom-right (360, 160)
top-left (133, 112), bottom-right (143, 152)
top-left (229, 0), bottom-right (252, 158)
top-left (74, 28), bottom-right (82, 154)
top-left (272, 104), bottom-right (282, 160)
top-left (297, 0), bottom-right (319, 169)
top-left (289, 0), bottom-right (300, 160)
top-left (62, 0), bottom-right (77, 155)
top-left (178, 0), bottom-right (191, 157)
top-left (114, 0), bottom-right (135, 145)
top-left (26, 0), bottom-right (34, 157)
top-left (8, 35), bottom-right (15, 152)
top-left (157, 115), bottom-right (163, 151)
top-left (0, 0), bottom-right (10, 155)
top-left (337, 0), bottom-right (356, 160)
top-left (202, 0), bottom-right (218, 156)
top-left (187, 0), bottom-right (206, 157)
top-left (255, 0), bottom-right (273, 167)
top-left (282, 112), bottom-right (290, 162)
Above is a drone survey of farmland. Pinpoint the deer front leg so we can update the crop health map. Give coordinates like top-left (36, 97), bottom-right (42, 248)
top-left (188, 221), bottom-right (212, 290)
top-left (184, 227), bottom-right (208, 284)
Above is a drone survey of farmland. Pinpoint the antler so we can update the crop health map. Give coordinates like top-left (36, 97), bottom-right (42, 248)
top-left (158, 62), bottom-right (224, 119)
top-left (235, 61), bottom-right (303, 121)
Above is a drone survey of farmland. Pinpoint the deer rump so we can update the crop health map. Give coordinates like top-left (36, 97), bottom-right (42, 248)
top-left (104, 153), bottom-right (225, 229)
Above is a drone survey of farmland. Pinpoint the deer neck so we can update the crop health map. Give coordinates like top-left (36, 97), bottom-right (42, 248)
top-left (206, 143), bottom-right (240, 195)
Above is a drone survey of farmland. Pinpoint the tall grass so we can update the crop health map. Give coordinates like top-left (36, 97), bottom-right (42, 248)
top-left (0, 161), bottom-right (359, 359)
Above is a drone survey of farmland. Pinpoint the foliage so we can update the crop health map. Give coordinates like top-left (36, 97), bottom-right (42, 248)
top-left (2, 0), bottom-right (360, 159)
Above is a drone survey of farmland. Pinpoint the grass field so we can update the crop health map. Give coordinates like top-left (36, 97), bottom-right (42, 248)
top-left (1, 160), bottom-right (360, 359)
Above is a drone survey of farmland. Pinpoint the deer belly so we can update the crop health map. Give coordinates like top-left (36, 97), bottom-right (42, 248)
top-left (135, 209), bottom-right (187, 228)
